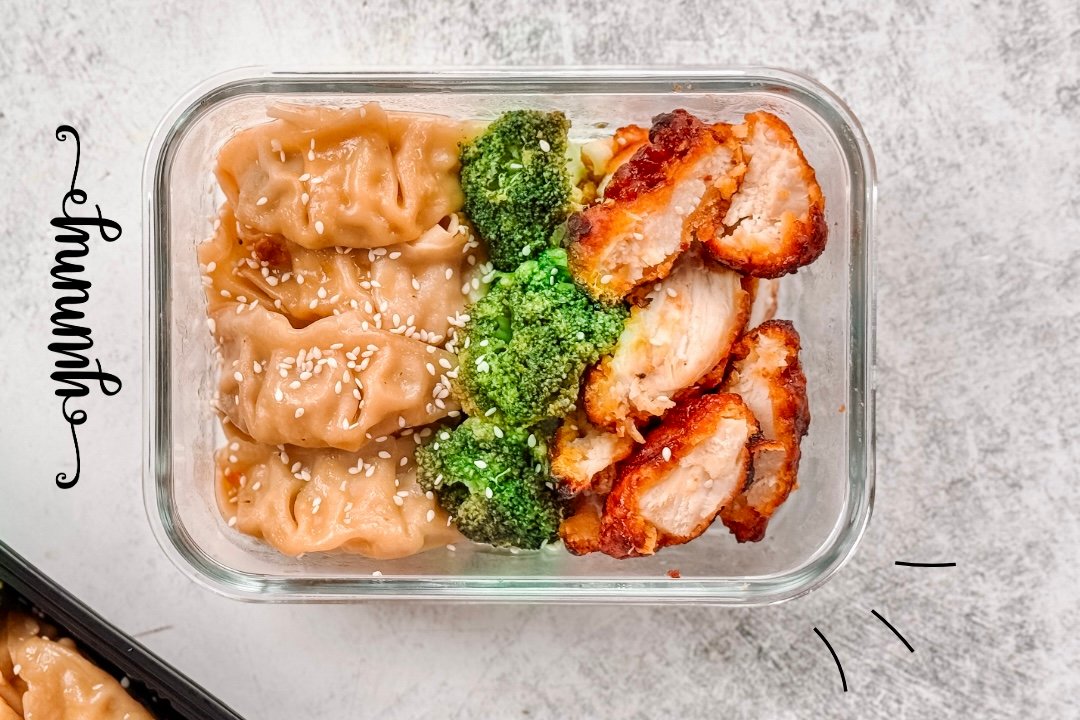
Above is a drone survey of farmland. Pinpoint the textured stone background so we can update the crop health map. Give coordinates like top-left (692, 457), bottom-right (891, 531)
top-left (1, 1), bottom-right (1078, 718)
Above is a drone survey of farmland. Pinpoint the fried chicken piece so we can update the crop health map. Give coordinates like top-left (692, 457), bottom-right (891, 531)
top-left (696, 112), bottom-right (827, 278)
top-left (580, 125), bottom-right (650, 197)
top-left (550, 409), bottom-right (634, 497)
top-left (747, 277), bottom-right (780, 328)
top-left (559, 492), bottom-right (606, 555)
top-left (719, 320), bottom-right (810, 541)
top-left (599, 393), bottom-right (759, 558)
top-left (584, 251), bottom-right (750, 440)
top-left (567, 110), bottom-right (745, 302)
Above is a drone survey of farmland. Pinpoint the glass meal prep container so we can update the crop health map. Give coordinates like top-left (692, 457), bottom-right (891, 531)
top-left (144, 67), bottom-right (875, 604)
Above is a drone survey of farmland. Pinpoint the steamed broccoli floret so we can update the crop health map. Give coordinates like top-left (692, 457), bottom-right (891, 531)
top-left (416, 418), bottom-right (562, 549)
top-left (453, 248), bottom-right (627, 427)
top-left (460, 110), bottom-right (573, 270)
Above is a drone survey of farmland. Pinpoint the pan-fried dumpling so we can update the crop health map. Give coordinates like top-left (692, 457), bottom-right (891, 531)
top-left (199, 209), bottom-right (487, 343)
top-left (216, 102), bottom-right (481, 250)
top-left (217, 423), bottom-right (459, 558)
top-left (212, 304), bottom-right (460, 451)
top-left (1, 611), bottom-right (153, 720)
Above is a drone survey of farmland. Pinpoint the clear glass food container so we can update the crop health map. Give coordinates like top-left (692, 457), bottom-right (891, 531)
top-left (143, 67), bottom-right (875, 604)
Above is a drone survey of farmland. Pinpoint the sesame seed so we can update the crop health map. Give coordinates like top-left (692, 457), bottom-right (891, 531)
top-left (372, 570), bottom-right (383, 577)
top-left (378, 450), bottom-right (391, 459)
top-left (426, 509), bottom-right (435, 522)
top-left (389, 251), bottom-right (402, 260)
top-left (256, 196), bottom-right (268, 206)
top-left (205, 261), bottom-right (217, 272)
top-left (662, 447), bottom-right (672, 461)
top-left (474, 459), bottom-right (488, 469)
top-left (667, 288), bottom-right (678, 298)
top-left (527, 434), bottom-right (537, 448)
top-left (600, 274), bottom-right (613, 284)
top-left (227, 517), bottom-right (237, 527)
top-left (484, 407), bottom-right (497, 417)
top-left (632, 232), bottom-right (644, 240)
top-left (538, 138), bottom-right (551, 152)
top-left (393, 495), bottom-right (404, 507)
top-left (446, 544), bottom-right (456, 551)
top-left (314, 220), bottom-right (325, 235)
top-left (252, 482), bottom-right (261, 491)
top-left (484, 487), bottom-right (494, 498)
top-left (294, 408), bottom-right (305, 418)
top-left (576, 331), bottom-right (585, 340)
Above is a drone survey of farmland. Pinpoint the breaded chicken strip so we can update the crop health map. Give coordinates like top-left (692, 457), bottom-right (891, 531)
top-left (567, 110), bottom-right (745, 302)
top-left (719, 320), bottom-right (810, 541)
top-left (584, 251), bottom-right (750, 440)
top-left (550, 409), bottom-right (634, 497)
top-left (599, 394), bottom-right (759, 558)
top-left (559, 492), bottom-right (606, 556)
top-left (747, 277), bottom-right (780, 328)
top-left (696, 112), bottom-right (827, 278)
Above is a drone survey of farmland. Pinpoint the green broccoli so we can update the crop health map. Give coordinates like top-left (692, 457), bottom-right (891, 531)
top-left (453, 248), bottom-right (627, 427)
top-left (416, 418), bottom-right (562, 549)
top-left (459, 110), bottom-right (573, 271)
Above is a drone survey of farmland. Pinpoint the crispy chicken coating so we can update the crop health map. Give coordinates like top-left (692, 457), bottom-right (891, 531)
top-left (695, 112), bottom-right (827, 278)
top-left (584, 251), bottom-right (750, 440)
top-left (719, 320), bottom-right (810, 541)
top-left (550, 409), bottom-right (634, 497)
top-left (559, 492), bottom-right (606, 556)
top-left (599, 393), bottom-right (759, 558)
top-left (567, 110), bottom-right (745, 302)
top-left (580, 125), bottom-right (650, 197)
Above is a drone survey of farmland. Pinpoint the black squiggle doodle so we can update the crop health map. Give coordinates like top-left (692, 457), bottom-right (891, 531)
top-left (813, 627), bottom-right (848, 692)
top-left (871, 609), bottom-right (915, 653)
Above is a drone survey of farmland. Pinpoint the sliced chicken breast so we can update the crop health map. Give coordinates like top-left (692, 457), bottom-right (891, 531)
top-left (719, 320), bottom-right (810, 541)
top-left (696, 112), bottom-right (827, 278)
top-left (599, 393), bottom-right (759, 558)
top-left (550, 409), bottom-right (634, 497)
top-left (567, 110), bottom-right (745, 302)
top-left (584, 251), bottom-right (750, 440)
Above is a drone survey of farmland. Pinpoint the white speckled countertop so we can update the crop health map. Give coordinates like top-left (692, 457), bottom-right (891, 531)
top-left (1, 2), bottom-right (1078, 718)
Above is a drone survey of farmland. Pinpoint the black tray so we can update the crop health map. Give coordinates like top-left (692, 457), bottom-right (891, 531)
top-left (0, 540), bottom-right (244, 720)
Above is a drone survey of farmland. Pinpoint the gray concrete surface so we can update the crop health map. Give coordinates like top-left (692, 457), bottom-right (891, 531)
top-left (1, 1), bottom-right (1078, 718)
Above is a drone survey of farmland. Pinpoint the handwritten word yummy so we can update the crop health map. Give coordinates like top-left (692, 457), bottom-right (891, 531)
top-left (50, 126), bottom-right (123, 488)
